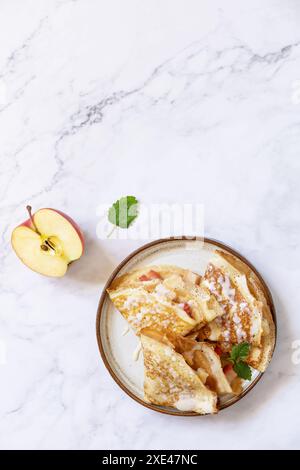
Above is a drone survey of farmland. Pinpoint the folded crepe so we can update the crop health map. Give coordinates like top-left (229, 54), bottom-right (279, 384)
top-left (140, 330), bottom-right (217, 414)
top-left (198, 250), bottom-right (275, 372)
top-left (107, 265), bottom-right (223, 337)
top-left (199, 251), bottom-right (264, 346)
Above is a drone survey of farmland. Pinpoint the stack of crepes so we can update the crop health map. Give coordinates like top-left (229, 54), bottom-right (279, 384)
top-left (107, 250), bottom-right (275, 414)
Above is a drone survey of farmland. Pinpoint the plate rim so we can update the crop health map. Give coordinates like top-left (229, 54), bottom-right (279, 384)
top-left (96, 237), bottom-right (277, 417)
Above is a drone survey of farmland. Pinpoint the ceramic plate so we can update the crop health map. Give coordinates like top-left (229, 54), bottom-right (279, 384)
top-left (96, 237), bottom-right (276, 416)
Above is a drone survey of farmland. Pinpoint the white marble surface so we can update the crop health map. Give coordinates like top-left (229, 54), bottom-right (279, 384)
top-left (1, 0), bottom-right (300, 450)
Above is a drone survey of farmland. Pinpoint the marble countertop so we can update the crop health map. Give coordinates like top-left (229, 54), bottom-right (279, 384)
top-left (1, 0), bottom-right (300, 450)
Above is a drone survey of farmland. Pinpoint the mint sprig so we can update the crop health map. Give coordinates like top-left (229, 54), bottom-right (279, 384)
top-left (228, 342), bottom-right (252, 381)
top-left (108, 196), bottom-right (139, 229)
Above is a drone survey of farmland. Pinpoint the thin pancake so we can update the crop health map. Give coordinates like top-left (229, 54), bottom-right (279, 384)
top-left (107, 265), bottom-right (223, 337)
top-left (199, 253), bottom-right (264, 346)
top-left (141, 331), bottom-right (217, 414)
top-left (215, 250), bottom-right (275, 372)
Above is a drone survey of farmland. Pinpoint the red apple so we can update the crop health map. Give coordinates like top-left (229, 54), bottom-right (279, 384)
top-left (11, 206), bottom-right (84, 277)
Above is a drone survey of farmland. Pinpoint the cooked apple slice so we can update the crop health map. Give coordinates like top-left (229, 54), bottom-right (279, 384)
top-left (11, 206), bottom-right (84, 277)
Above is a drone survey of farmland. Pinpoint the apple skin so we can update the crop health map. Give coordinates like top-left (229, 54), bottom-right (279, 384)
top-left (43, 208), bottom-right (85, 254)
top-left (18, 216), bottom-right (34, 230)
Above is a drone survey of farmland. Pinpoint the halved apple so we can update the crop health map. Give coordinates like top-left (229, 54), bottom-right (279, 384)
top-left (11, 206), bottom-right (84, 277)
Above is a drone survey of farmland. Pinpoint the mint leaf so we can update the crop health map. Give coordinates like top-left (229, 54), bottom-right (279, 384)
top-left (228, 343), bottom-right (252, 381)
top-left (233, 361), bottom-right (252, 381)
top-left (230, 342), bottom-right (250, 363)
top-left (108, 196), bottom-right (139, 229)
